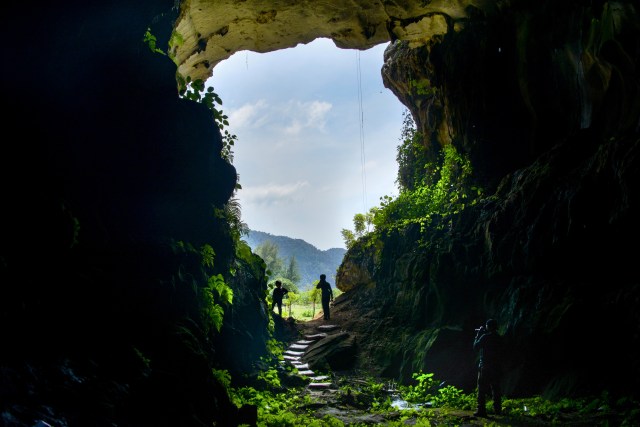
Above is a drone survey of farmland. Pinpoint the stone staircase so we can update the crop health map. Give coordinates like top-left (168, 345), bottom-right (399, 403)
top-left (283, 324), bottom-right (341, 390)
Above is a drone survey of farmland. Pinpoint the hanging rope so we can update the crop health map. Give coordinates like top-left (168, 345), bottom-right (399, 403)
top-left (356, 50), bottom-right (368, 214)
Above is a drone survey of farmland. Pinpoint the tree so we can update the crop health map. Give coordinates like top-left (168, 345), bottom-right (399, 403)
top-left (283, 256), bottom-right (301, 284)
top-left (285, 292), bottom-right (300, 318)
top-left (254, 240), bottom-right (284, 277)
top-left (341, 208), bottom-right (377, 249)
top-left (396, 109), bottom-right (429, 191)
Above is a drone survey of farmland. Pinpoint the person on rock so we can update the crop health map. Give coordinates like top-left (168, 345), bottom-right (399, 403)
top-left (316, 274), bottom-right (334, 320)
top-left (473, 318), bottom-right (503, 417)
top-left (271, 280), bottom-right (289, 317)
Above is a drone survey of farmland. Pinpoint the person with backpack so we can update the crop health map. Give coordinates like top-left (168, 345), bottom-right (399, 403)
top-left (316, 274), bottom-right (334, 320)
top-left (271, 280), bottom-right (289, 317)
top-left (473, 318), bottom-right (503, 417)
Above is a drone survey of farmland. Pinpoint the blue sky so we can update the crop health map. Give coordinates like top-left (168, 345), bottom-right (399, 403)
top-left (207, 38), bottom-right (406, 250)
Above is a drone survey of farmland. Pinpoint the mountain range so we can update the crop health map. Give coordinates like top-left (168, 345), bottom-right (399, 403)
top-left (243, 230), bottom-right (346, 290)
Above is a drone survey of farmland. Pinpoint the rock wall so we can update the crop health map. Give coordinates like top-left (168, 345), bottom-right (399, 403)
top-left (337, 0), bottom-right (640, 399)
top-left (1, 2), bottom-right (268, 425)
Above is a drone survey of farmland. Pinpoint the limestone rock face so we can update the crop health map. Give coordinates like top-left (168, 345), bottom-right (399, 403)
top-left (335, 0), bottom-right (640, 399)
top-left (173, 0), bottom-right (496, 82)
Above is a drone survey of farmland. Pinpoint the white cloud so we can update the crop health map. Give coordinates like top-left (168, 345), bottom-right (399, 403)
top-left (282, 100), bottom-right (332, 135)
top-left (228, 99), bottom-right (268, 128)
top-left (240, 181), bottom-right (310, 205)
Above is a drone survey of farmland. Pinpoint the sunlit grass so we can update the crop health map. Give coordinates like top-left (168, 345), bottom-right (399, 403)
top-left (273, 302), bottom-right (321, 321)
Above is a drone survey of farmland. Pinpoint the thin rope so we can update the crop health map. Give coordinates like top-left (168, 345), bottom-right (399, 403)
top-left (356, 50), bottom-right (368, 214)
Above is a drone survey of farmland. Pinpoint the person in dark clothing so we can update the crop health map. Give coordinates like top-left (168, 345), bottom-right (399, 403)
top-left (473, 318), bottom-right (503, 417)
top-left (271, 280), bottom-right (289, 317)
top-left (315, 274), bottom-right (334, 320)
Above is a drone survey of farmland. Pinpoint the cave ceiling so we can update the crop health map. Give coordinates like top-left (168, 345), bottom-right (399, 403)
top-left (173, 0), bottom-right (495, 83)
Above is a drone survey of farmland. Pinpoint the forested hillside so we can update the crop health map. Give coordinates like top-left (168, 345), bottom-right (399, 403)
top-left (244, 230), bottom-right (346, 289)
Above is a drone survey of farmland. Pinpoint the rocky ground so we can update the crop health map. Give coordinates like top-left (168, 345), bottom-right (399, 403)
top-left (281, 303), bottom-right (636, 426)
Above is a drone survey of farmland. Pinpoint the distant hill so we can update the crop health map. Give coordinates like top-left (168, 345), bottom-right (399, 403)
top-left (243, 230), bottom-right (346, 290)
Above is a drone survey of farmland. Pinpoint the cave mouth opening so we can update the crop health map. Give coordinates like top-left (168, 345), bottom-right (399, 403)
top-left (204, 38), bottom-right (405, 253)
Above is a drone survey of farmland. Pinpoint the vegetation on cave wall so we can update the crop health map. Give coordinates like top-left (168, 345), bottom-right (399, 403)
top-left (342, 109), bottom-right (484, 248)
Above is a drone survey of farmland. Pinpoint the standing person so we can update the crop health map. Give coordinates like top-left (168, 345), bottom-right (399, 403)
top-left (473, 318), bottom-right (503, 417)
top-left (271, 280), bottom-right (289, 317)
top-left (316, 274), bottom-right (334, 320)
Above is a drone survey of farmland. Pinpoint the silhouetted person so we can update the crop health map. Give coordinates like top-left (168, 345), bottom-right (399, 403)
top-left (316, 274), bottom-right (334, 320)
top-left (473, 318), bottom-right (502, 417)
top-left (271, 280), bottom-right (288, 317)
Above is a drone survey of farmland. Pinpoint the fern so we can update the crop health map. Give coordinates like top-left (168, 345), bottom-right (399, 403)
top-left (208, 273), bottom-right (233, 305)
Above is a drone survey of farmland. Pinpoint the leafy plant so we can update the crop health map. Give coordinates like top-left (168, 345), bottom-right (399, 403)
top-left (257, 367), bottom-right (281, 389)
top-left (214, 195), bottom-right (249, 247)
top-left (341, 210), bottom-right (376, 249)
top-left (212, 368), bottom-right (233, 390)
top-left (399, 371), bottom-right (441, 403)
top-left (143, 27), bottom-right (166, 55)
top-left (176, 75), bottom-right (238, 163)
top-left (342, 109), bottom-right (483, 248)
top-left (226, 365), bottom-right (639, 426)
top-left (167, 242), bottom-right (234, 334)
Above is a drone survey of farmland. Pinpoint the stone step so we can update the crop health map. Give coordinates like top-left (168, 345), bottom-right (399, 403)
top-left (284, 350), bottom-right (305, 356)
top-left (304, 333), bottom-right (328, 340)
top-left (297, 370), bottom-right (315, 376)
top-left (317, 324), bottom-right (340, 332)
top-left (308, 382), bottom-right (332, 388)
top-left (283, 355), bottom-right (300, 361)
top-left (295, 340), bottom-right (315, 345)
top-left (289, 344), bottom-right (309, 350)
top-left (310, 375), bottom-right (330, 381)
top-left (291, 363), bottom-right (309, 369)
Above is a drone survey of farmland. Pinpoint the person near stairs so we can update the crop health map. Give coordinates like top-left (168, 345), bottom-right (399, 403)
top-left (271, 280), bottom-right (289, 317)
top-left (473, 318), bottom-right (503, 417)
top-left (316, 274), bottom-right (334, 320)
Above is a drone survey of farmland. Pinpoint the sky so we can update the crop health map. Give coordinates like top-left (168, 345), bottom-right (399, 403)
top-left (206, 38), bottom-right (407, 251)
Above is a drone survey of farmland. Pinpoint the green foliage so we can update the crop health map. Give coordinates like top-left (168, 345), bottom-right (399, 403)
top-left (284, 256), bottom-right (301, 284)
top-left (396, 109), bottom-right (428, 192)
top-left (201, 244), bottom-right (216, 269)
top-left (342, 109), bottom-right (483, 248)
top-left (226, 365), bottom-right (639, 426)
top-left (400, 371), bottom-right (440, 403)
top-left (142, 27), bottom-right (166, 55)
top-left (167, 30), bottom-right (184, 62)
top-left (183, 243), bottom-right (234, 333)
top-left (255, 241), bottom-right (285, 278)
top-left (408, 78), bottom-right (436, 97)
top-left (133, 347), bottom-right (151, 371)
top-left (341, 210), bottom-right (376, 249)
top-left (337, 376), bottom-right (392, 412)
top-left (176, 75), bottom-right (238, 163)
top-left (265, 338), bottom-right (285, 360)
top-left (256, 241), bottom-right (303, 286)
top-left (371, 142), bottom-right (482, 238)
top-left (257, 368), bottom-right (281, 389)
top-left (230, 386), bottom-right (319, 426)
top-left (431, 385), bottom-right (475, 410)
top-left (340, 228), bottom-right (355, 249)
top-left (212, 368), bottom-right (232, 390)
top-left (214, 195), bottom-right (249, 246)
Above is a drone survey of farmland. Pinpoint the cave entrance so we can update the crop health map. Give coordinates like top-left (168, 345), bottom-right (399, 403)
top-left (206, 38), bottom-right (404, 252)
